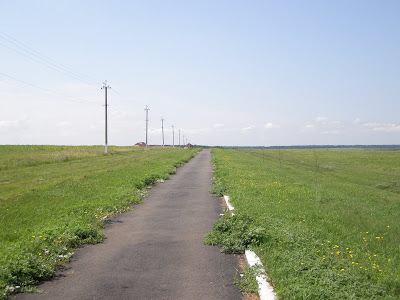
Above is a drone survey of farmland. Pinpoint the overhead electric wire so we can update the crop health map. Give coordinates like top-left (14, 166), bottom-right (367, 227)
top-left (0, 73), bottom-right (139, 121)
top-left (0, 32), bottom-right (147, 131)
top-left (0, 32), bottom-right (101, 86)
top-left (0, 72), bottom-right (99, 105)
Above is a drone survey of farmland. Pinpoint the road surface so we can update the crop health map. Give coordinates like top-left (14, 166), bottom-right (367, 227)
top-left (15, 149), bottom-right (242, 300)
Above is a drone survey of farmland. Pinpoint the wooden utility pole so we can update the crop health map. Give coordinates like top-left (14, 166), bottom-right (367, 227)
top-left (145, 105), bottom-right (150, 149)
top-left (172, 124), bottom-right (175, 147)
top-left (102, 81), bottom-right (110, 153)
top-left (161, 117), bottom-right (165, 147)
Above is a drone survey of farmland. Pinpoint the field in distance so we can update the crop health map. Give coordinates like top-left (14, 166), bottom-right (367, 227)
top-left (0, 145), bottom-right (200, 298)
top-left (209, 148), bottom-right (399, 299)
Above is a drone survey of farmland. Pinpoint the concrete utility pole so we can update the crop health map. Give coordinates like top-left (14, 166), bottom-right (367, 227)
top-left (172, 124), bottom-right (175, 147)
top-left (102, 80), bottom-right (111, 154)
top-left (145, 105), bottom-right (150, 149)
top-left (161, 117), bottom-right (165, 147)
top-left (183, 135), bottom-right (185, 147)
top-left (178, 129), bottom-right (181, 147)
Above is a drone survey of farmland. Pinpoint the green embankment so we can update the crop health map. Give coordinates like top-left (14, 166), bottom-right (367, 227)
top-left (0, 145), bottom-right (200, 297)
top-left (207, 148), bottom-right (400, 299)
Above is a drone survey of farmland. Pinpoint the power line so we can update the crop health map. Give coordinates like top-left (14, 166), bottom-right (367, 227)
top-left (0, 32), bottom-right (100, 86)
top-left (1, 72), bottom-right (140, 126)
top-left (0, 72), bottom-right (98, 105)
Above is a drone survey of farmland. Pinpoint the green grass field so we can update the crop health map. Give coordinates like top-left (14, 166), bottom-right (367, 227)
top-left (208, 148), bottom-right (400, 299)
top-left (0, 145), bottom-right (199, 298)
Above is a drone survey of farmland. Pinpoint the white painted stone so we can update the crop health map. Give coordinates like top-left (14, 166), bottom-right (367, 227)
top-left (245, 250), bottom-right (276, 300)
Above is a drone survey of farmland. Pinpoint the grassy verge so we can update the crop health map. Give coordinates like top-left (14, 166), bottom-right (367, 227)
top-left (0, 145), bottom-right (200, 298)
top-left (206, 148), bottom-right (400, 299)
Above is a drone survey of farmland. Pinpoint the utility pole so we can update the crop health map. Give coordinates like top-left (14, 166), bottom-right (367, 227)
top-left (102, 80), bottom-right (111, 154)
top-left (161, 117), bottom-right (165, 147)
top-left (183, 135), bottom-right (185, 147)
top-left (178, 129), bottom-right (181, 147)
top-left (172, 124), bottom-right (175, 147)
top-left (145, 105), bottom-right (150, 149)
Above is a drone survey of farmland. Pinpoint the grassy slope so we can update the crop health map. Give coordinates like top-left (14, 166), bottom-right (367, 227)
top-left (210, 148), bottom-right (400, 299)
top-left (0, 145), bottom-right (200, 297)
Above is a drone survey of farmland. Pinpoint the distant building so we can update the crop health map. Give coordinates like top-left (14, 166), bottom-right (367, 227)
top-left (134, 142), bottom-right (146, 147)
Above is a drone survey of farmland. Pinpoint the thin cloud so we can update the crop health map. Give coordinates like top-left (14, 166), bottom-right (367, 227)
top-left (322, 130), bottom-right (340, 135)
top-left (329, 121), bottom-right (342, 127)
top-left (0, 116), bottom-right (30, 131)
top-left (242, 125), bottom-right (255, 131)
top-left (56, 121), bottom-right (72, 128)
top-left (264, 122), bottom-right (280, 129)
top-left (372, 124), bottom-right (400, 132)
top-left (362, 122), bottom-right (400, 132)
top-left (363, 123), bottom-right (381, 128)
top-left (315, 116), bottom-right (328, 123)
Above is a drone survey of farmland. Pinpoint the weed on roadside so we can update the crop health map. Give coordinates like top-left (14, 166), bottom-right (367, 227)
top-left (234, 264), bottom-right (264, 295)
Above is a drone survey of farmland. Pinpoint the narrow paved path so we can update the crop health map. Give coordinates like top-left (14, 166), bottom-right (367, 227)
top-left (16, 149), bottom-right (242, 300)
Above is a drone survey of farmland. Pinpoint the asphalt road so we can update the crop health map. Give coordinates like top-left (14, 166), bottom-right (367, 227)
top-left (15, 149), bottom-right (242, 300)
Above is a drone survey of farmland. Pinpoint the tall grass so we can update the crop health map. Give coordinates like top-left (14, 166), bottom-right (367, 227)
top-left (210, 148), bottom-right (400, 299)
top-left (0, 145), bottom-right (200, 298)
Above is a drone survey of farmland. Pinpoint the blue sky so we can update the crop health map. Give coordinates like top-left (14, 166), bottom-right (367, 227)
top-left (1, 0), bottom-right (399, 146)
